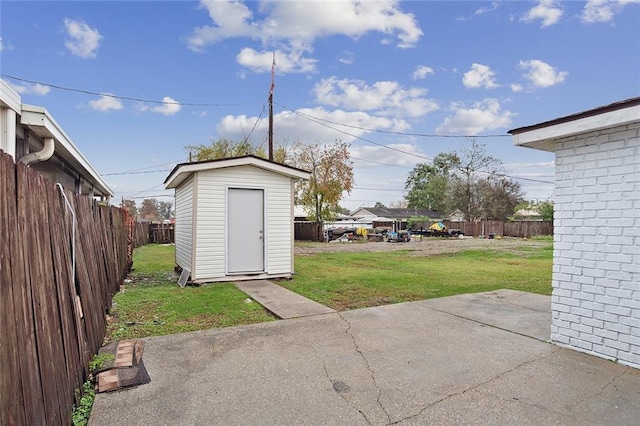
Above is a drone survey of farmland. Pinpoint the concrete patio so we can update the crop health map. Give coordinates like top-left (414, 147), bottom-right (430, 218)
top-left (90, 289), bottom-right (640, 425)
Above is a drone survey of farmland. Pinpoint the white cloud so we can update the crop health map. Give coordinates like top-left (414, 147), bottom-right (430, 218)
top-left (216, 106), bottom-right (411, 145)
top-left (236, 47), bottom-right (316, 74)
top-left (519, 59), bottom-right (567, 88)
top-left (475, 1), bottom-right (500, 16)
top-left (436, 99), bottom-right (515, 135)
top-left (0, 37), bottom-right (4, 52)
top-left (510, 83), bottom-right (523, 92)
top-left (63, 18), bottom-right (103, 58)
top-left (412, 65), bottom-right (434, 80)
top-left (581, 0), bottom-right (638, 23)
top-left (462, 63), bottom-right (499, 89)
top-left (313, 77), bottom-right (438, 118)
top-left (186, 0), bottom-right (423, 56)
top-left (7, 81), bottom-right (51, 96)
top-left (520, 0), bottom-right (564, 27)
top-left (151, 97), bottom-right (182, 116)
top-left (337, 50), bottom-right (355, 65)
top-left (88, 94), bottom-right (123, 111)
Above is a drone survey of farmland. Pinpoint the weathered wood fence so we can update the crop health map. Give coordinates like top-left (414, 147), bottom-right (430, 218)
top-left (1, 151), bottom-right (131, 425)
top-left (414, 220), bottom-right (553, 238)
top-left (294, 221), bottom-right (324, 241)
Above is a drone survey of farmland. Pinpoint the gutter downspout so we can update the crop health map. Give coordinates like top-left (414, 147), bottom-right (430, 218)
top-left (19, 136), bottom-right (55, 165)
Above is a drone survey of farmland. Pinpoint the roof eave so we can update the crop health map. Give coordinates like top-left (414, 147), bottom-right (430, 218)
top-left (509, 97), bottom-right (640, 153)
top-left (165, 156), bottom-right (311, 189)
top-left (20, 104), bottom-right (114, 196)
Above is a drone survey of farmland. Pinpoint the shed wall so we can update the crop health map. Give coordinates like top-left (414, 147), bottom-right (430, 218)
top-left (552, 122), bottom-right (640, 368)
top-left (193, 165), bottom-right (294, 281)
top-left (175, 175), bottom-right (194, 272)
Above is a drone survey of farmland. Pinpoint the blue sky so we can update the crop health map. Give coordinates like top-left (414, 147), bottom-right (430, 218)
top-left (2, 0), bottom-right (639, 211)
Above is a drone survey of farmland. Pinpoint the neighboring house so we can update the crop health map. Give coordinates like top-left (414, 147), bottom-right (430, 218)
top-left (350, 207), bottom-right (443, 231)
top-left (510, 97), bottom-right (640, 369)
top-left (0, 80), bottom-right (113, 200)
top-left (164, 155), bottom-right (310, 284)
top-left (513, 208), bottom-right (543, 221)
top-left (447, 209), bottom-right (465, 222)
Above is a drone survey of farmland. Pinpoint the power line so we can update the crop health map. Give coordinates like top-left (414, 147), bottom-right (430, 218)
top-left (1, 74), bottom-right (261, 107)
top-left (276, 101), bottom-right (511, 138)
top-left (103, 169), bottom-right (170, 177)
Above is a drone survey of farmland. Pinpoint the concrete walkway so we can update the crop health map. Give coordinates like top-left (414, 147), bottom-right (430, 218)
top-left (90, 290), bottom-right (640, 425)
top-left (235, 280), bottom-right (335, 319)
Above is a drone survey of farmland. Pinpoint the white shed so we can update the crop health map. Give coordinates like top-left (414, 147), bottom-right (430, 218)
top-left (510, 97), bottom-right (640, 369)
top-left (164, 156), bottom-right (310, 284)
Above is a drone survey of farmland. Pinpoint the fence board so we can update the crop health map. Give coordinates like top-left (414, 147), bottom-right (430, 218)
top-left (0, 152), bottom-right (26, 425)
top-left (1, 151), bottom-right (132, 425)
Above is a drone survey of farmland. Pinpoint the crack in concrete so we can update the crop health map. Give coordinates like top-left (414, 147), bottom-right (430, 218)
top-left (389, 347), bottom-right (563, 425)
top-left (311, 349), bottom-right (373, 426)
top-left (570, 366), bottom-right (630, 409)
top-left (336, 311), bottom-right (392, 425)
top-left (422, 304), bottom-right (552, 343)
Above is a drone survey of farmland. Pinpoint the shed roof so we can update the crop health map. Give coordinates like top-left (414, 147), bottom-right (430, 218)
top-left (509, 97), bottom-right (640, 152)
top-left (164, 155), bottom-right (310, 189)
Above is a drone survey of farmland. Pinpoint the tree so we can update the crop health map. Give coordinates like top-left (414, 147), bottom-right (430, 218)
top-left (121, 198), bottom-right (137, 218)
top-left (158, 201), bottom-right (174, 220)
top-left (404, 139), bottom-right (524, 220)
top-left (293, 141), bottom-right (354, 223)
top-left (139, 198), bottom-right (161, 222)
top-left (374, 201), bottom-right (386, 208)
top-left (185, 138), bottom-right (292, 164)
top-left (405, 152), bottom-right (458, 212)
top-left (538, 200), bottom-right (554, 221)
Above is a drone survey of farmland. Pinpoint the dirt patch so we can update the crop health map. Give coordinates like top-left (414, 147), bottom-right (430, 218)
top-left (295, 237), bottom-right (549, 256)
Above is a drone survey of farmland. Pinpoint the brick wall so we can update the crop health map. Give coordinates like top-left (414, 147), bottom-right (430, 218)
top-left (552, 122), bottom-right (640, 368)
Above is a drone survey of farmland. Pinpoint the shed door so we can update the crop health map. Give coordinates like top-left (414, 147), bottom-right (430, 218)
top-left (228, 188), bottom-right (264, 273)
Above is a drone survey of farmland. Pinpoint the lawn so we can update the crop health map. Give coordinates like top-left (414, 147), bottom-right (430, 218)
top-left (105, 245), bottom-right (275, 343)
top-left (107, 240), bottom-right (553, 341)
top-left (281, 243), bottom-right (553, 310)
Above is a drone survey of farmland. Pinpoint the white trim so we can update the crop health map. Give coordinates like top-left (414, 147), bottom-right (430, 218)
top-left (512, 105), bottom-right (640, 152)
top-left (20, 104), bottom-right (113, 196)
top-left (0, 80), bottom-right (21, 112)
top-left (165, 156), bottom-right (310, 189)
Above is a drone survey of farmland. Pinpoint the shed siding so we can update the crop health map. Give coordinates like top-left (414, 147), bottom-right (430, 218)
top-left (552, 122), bottom-right (640, 368)
top-left (194, 165), bottom-right (294, 281)
top-left (175, 175), bottom-right (194, 272)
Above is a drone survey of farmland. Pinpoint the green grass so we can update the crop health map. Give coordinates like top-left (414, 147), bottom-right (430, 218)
top-left (106, 245), bottom-right (275, 342)
top-left (281, 243), bottom-right (553, 310)
top-left (107, 241), bottom-right (552, 341)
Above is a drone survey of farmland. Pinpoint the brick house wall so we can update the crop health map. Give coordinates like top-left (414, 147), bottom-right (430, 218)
top-left (510, 97), bottom-right (640, 369)
top-left (552, 122), bottom-right (639, 368)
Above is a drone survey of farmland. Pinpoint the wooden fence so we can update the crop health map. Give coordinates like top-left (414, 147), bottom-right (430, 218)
top-left (295, 221), bottom-right (323, 241)
top-left (1, 151), bottom-right (131, 425)
top-left (415, 220), bottom-right (553, 238)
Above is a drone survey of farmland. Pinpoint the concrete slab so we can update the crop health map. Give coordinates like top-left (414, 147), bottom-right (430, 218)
top-left (235, 280), bottom-right (335, 319)
top-left (90, 291), bottom-right (640, 426)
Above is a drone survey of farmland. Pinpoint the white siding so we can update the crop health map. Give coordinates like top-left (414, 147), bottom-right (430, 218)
top-left (552, 122), bottom-right (640, 369)
top-left (194, 165), bottom-right (294, 281)
top-left (175, 174), bottom-right (194, 273)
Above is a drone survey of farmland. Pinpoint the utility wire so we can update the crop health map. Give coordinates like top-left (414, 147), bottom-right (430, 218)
top-left (276, 101), bottom-right (511, 138)
top-left (276, 104), bottom-right (554, 185)
top-left (1, 74), bottom-right (261, 107)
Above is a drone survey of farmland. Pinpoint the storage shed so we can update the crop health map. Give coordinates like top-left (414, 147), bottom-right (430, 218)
top-left (510, 97), bottom-right (640, 369)
top-left (164, 156), bottom-right (310, 284)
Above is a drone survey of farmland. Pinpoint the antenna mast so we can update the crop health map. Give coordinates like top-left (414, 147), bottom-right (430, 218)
top-left (268, 52), bottom-right (275, 161)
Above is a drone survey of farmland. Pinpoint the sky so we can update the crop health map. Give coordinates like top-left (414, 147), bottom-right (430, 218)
top-left (1, 0), bottom-right (639, 212)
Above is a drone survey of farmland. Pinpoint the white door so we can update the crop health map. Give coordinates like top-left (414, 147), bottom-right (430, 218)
top-left (228, 188), bottom-right (264, 273)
